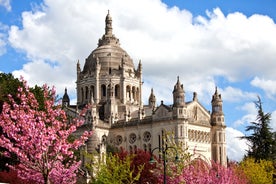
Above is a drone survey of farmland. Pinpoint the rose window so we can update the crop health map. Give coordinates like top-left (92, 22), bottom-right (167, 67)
top-left (116, 135), bottom-right (123, 145)
top-left (143, 131), bottom-right (151, 142)
top-left (129, 133), bottom-right (136, 144)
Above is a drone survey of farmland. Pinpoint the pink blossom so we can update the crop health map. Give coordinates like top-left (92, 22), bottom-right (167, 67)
top-left (0, 79), bottom-right (92, 184)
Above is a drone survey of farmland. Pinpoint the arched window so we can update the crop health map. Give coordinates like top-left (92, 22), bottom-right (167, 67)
top-left (126, 86), bottom-right (131, 101)
top-left (101, 84), bottom-right (106, 97)
top-left (148, 144), bottom-right (152, 153)
top-left (115, 84), bottom-right (120, 99)
top-left (81, 87), bottom-right (84, 102)
top-left (85, 86), bottom-right (89, 99)
top-left (136, 87), bottom-right (139, 101)
top-left (213, 132), bottom-right (217, 142)
top-left (219, 146), bottom-right (222, 163)
top-left (90, 85), bottom-right (95, 99)
top-left (132, 86), bottom-right (136, 101)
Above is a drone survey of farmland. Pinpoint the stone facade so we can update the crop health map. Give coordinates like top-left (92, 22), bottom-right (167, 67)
top-left (62, 11), bottom-right (227, 166)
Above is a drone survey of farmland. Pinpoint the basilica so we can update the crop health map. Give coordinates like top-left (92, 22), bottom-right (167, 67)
top-left (62, 11), bottom-right (227, 166)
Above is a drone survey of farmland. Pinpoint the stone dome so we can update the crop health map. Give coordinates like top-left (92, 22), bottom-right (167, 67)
top-left (82, 11), bottom-right (135, 75)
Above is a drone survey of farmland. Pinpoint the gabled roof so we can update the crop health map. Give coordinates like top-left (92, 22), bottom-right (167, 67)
top-left (153, 101), bottom-right (172, 113)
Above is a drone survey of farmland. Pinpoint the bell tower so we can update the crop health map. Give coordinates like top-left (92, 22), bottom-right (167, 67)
top-left (211, 87), bottom-right (227, 165)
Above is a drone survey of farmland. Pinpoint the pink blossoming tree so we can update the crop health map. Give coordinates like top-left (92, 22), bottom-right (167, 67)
top-left (0, 80), bottom-right (91, 184)
top-left (167, 159), bottom-right (248, 184)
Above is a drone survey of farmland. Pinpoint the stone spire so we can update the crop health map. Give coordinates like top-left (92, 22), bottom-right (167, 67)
top-left (148, 88), bottom-right (156, 108)
top-left (212, 87), bottom-right (220, 102)
top-left (77, 60), bottom-right (81, 71)
top-left (98, 10), bottom-right (120, 46)
top-left (136, 60), bottom-right (142, 77)
top-left (76, 60), bottom-right (81, 80)
top-left (174, 76), bottom-right (181, 89)
top-left (105, 10), bottom-right (113, 36)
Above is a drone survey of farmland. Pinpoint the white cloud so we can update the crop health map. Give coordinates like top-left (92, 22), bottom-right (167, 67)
top-left (12, 59), bottom-right (76, 97)
top-left (6, 0), bottom-right (276, 106)
top-left (0, 0), bottom-right (11, 11)
top-left (226, 127), bottom-right (248, 161)
top-left (233, 102), bottom-right (257, 127)
top-left (232, 101), bottom-right (276, 132)
top-left (251, 77), bottom-right (276, 99)
top-left (240, 102), bottom-right (257, 115)
top-left (221, 86), bottom-right (256, 102)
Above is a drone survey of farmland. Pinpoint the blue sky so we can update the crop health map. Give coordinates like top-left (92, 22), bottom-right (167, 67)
top-left (0, 0), bottom-right (276, 161)
top-left (164, 0), bottom-right (276, 19)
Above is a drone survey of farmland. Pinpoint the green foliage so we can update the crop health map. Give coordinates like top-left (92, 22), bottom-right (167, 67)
top-left (0, 73), bottom-right (22, 113)
top-left (84, 131), bottom-right (250, 184)
top-left (29, 85), bottom-right (46, 111)
top-left (241, 96), bottom-right (275, 161)
top-left (0, 73), bottom-right (49, 112)
top-left (86, 153), bottom-right (143, 184)
top-left (161, 131), bottom-right (192, 176)
top-left (106, 143), bottom-right (119, 154)
top-left (239, 157), bottom-right (274, 184)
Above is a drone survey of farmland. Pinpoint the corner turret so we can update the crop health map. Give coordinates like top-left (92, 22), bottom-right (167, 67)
top-left (210, 87), bottom-right (227, 166)
top-left (211, 87), bottom-right (224, 126)
top-left (173, 76), bottom-right (185, 107)
top-left (172, 77), bottom-right (186, 119)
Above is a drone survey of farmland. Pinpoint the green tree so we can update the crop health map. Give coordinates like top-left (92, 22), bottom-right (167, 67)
top-left (29, 85), bottom-right (46, 111)
top-left (87, 152), bottom-right (143, 184)
top-left (0, 73), bottom-right (51, 112)
top-left (241, 96), bottom-right (275, 161)
top-left (0, 73), bottom-right (23, 113)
